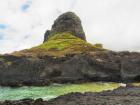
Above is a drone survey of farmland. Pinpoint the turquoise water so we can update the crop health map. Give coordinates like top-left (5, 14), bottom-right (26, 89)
top-left (0, 82), bottom-right (121, 101)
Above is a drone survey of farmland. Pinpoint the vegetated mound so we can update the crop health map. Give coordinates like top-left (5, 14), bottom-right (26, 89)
top-left (12, 33), bottom-right (104, 57)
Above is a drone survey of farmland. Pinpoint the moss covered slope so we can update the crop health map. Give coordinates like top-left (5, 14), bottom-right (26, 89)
top-left (12, 33), bottom-right (104, 57)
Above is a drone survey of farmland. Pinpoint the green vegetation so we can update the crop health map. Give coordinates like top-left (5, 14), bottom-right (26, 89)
top-left (0, 56), bottom-right (5, 62)
top-left (0, 57), bottom-right (4, 61)
top-left (6, 61), bottom-right (12, 66)
top-left (94, 43), bottom-right (103, 48)
top-left (12, 33), bottom-right (105, 57)
top-left (35, 32), bottom-right (101, 51)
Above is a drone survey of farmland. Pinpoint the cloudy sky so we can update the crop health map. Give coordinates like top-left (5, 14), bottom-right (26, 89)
top-left (0, 0), bottom-right (140, 54)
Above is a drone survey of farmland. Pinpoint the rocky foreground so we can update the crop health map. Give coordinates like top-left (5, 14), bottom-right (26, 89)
top-left (0, 86), bottom-right (140, 105)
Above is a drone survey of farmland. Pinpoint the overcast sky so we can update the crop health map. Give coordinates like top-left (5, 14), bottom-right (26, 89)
top-left (0, 0), bottom-right (140, 54)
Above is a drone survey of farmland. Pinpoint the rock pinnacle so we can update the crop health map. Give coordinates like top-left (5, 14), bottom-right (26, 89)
top-left (44, 12), bottom-right (86, 42)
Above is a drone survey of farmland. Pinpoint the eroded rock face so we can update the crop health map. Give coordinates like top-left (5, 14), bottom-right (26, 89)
top-left (44, 30), bottom-right (51, 42)
top-left (44, 12), bottom-right (86, 42)
top-left (0, 51), bottom-right (140, 87)
top-left (119, 52), bottom-right (140, 82)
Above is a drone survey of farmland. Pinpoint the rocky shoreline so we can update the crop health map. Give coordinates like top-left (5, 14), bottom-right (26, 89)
top-left (0, 86), bottom-right (140, 105)
top-left (0, 51), bottom-right (140, 87)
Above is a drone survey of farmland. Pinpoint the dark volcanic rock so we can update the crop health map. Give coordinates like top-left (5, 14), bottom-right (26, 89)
top-left (0, 51), bottom-right (119, 86)
top-left (0, 51), bottom-right (140, 86)
top-left (44, 30), bottom-right (51, 42)
top-left (120, 52), bottom-right (140, 82)
top-left (0, 98), bottom-right (41, 105)
top-left (44, 12), bottom-right (86, 42)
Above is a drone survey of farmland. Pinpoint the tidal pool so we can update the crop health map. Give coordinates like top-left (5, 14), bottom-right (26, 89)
top-left (0, 82), bottom-right (121, 101)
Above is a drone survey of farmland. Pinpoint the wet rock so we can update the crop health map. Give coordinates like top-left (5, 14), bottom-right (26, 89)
top-left (34, 98), bottom-right (44, 105)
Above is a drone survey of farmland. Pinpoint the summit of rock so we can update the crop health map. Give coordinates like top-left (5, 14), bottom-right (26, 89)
top-left (44, 12), bottom-right (86, 42)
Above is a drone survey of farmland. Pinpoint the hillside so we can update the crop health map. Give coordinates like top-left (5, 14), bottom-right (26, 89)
top-left (12, 33), bottom-right (104, 57)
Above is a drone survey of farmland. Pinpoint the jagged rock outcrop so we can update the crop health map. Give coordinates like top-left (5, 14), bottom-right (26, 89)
top-left (44, 30), bottom-right (51, 42)
top-left (0, 51), bottom-right (140, 86)
top-left (44, 12), bottom-right (86, 42)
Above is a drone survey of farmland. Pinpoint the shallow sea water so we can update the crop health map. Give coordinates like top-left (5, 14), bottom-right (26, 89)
top-left (0, 82), bottom-right (121, 101)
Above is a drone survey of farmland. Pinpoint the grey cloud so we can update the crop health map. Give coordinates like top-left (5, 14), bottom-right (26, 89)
top-left (0, 0), bottom-right (140, 53)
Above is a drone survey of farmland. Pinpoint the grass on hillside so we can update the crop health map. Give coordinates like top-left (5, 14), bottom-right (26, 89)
top-left (12, 33), bottom-right (105, 57)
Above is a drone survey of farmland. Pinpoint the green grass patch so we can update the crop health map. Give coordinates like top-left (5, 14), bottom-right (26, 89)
top-left (12, 33), bottom-right (105, 57)
top-left (34, 33), bottom-right (103, 51)
top-left (35, 33), bottom-right (91, 50)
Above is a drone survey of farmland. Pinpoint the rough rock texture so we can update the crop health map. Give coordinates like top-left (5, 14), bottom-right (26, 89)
top-left (44, 12), bottom-right (86, 42)
top-left (120, 52), bottom-right (140, 82)
top-left (0, 98), bottom-right (44, 105)
top-left (1, 86), bottom-right (140, 105)
top-left (44, 30), bottom-right (51, 42)
top-left (0, 51), bottom-right (140, 86)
